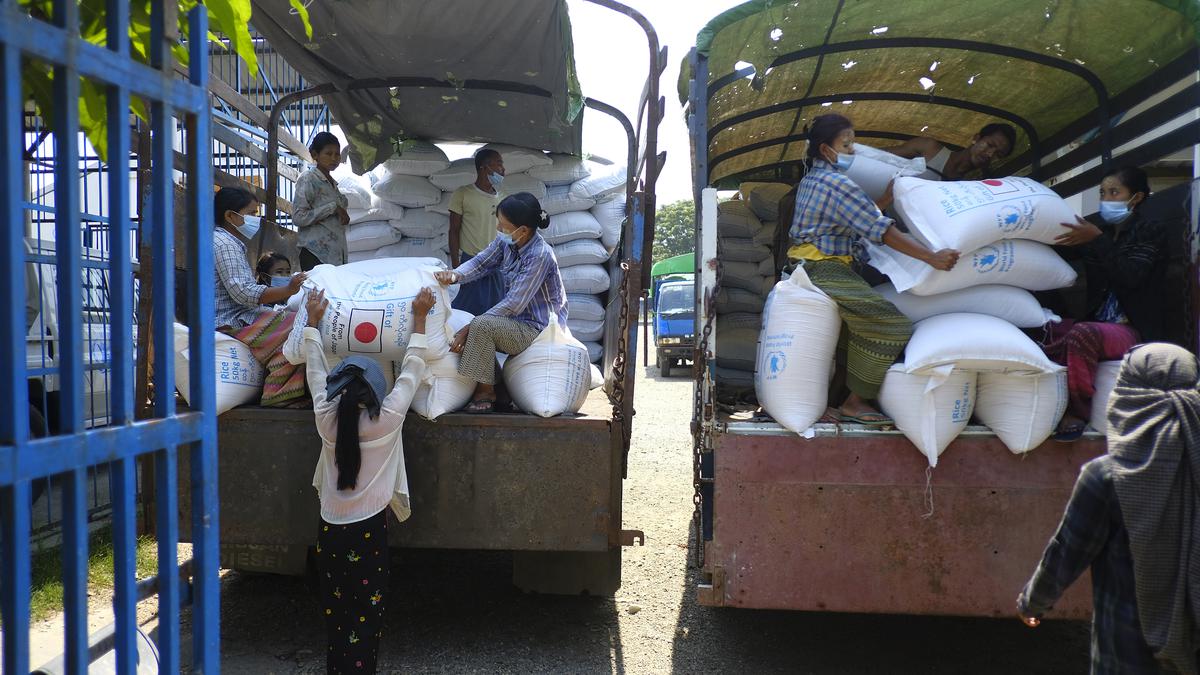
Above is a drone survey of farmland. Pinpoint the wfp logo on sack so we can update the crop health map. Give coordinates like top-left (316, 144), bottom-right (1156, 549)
top-left (972, 245), bottom-right (1001, 273)
top-left (351, 277), bottom-right (398, 300)
top-left (763, 351), bottom-right (787, 380)
top-left (994, 201), bottom-right (1035, 234)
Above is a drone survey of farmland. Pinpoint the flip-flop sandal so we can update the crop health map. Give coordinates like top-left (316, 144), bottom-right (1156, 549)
top-left (1052, 422), bottom-right (1086, 442)
top-left (838, 411), bottom-right (895, 428)
top-left (464, 398), bottom-right (496, 414)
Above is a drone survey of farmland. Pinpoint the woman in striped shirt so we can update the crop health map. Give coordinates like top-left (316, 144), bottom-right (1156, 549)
top-left (434, 192), bottom-right (568, 413)
top-left (789, 114), bottom-right (960, 426)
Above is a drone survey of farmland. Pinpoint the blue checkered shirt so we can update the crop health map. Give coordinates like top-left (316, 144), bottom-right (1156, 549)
top-left (213, 227), bottom-right (271, 329)
top-left (788, 159), bottom-right (892, 258)
top-left (1019, 457), bottom-right (1163, 673)
top-left (455, 233), bottom-right (567, 331)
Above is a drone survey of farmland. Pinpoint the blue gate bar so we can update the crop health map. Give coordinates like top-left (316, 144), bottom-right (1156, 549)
top-left (155, 445), bottom-right (180, 674)
top-left (186, 5), bottom-right (220, 667)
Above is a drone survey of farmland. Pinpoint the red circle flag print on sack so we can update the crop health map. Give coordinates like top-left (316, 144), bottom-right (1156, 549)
top-left (348, 309), bottom-right (384, 353)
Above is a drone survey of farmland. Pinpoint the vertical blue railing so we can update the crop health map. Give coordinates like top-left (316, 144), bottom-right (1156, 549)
top-left (0, 1), bottom-right (219, 673)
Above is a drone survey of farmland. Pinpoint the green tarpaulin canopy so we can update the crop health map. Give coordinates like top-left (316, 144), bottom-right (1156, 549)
top-left (651, 252), bottom-right (695, 278)
top-left (251, 0), bottom-right (585, 173)
top-left (682, 0), bottom-right (1200, 186)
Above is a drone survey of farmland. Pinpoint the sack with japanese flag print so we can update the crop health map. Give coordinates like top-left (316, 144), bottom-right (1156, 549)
top-left (285, 258), bottom-right (454, 362)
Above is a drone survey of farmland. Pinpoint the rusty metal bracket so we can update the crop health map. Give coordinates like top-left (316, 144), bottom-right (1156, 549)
top-left (696, 565), bottom-right (726, 607)
top-left (620, 529), bottom-right (645, 546)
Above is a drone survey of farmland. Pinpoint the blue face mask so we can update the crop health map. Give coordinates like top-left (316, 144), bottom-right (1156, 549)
top-left (1099, 200), bottom-right (1132, 224)
top-left (237, 214), bottom-right (261, 240)
top-left (497, 230), bottom-right (515, 246)
top-left (833, 153), bottom-right (855, 172)
top-left (488, 171), bottom-right (504, 189)
top-left (269, 275), bottom-right (291, 288)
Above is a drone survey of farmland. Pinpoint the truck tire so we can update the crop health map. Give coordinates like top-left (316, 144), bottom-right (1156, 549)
top-left (659, 357), bottom-right (671, 378)
top-left (512, 549), bottom-right (621, 597)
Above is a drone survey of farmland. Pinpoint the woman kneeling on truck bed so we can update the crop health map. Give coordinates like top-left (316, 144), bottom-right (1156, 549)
top-left (789, 114), bottom-right (960, 426)
top-left (213, 187), bottom-right (309, 407)
top-left (1044, 166), bottom-right (1168, 441)
top-left (434, 192), bottom-right (567, 414)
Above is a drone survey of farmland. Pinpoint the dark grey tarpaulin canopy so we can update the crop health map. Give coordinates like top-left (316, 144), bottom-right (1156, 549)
top-left (250, 0), bottom-right (585, 173)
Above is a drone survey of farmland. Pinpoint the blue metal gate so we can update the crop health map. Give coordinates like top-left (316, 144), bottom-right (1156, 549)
top-left (0, 1), bottom-right (219, 673)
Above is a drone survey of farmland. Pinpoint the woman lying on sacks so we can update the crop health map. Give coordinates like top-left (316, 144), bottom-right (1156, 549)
top-left (434, 192), bottom-right (568, 414)
top-left (788, 114), bottom-right (960, 427)
top-left (212, 187), bottom-right (310, 407)
top-left (1044, 166), bottom-right (1169, 441)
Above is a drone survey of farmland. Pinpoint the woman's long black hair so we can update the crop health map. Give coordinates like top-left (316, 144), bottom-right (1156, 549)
top-left (497, 192), bottom-right (550, 230)
top-left (334, 379), bottom-right (368, 490)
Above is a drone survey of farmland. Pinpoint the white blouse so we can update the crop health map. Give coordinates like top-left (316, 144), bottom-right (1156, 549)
top-left (303, 326), bottom-right (428, 525)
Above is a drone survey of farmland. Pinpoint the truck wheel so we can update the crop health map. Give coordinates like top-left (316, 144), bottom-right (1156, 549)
top-left (659, 357), bottom-right (671, 377)
top-left (512, 549), bottom-right (621, 597)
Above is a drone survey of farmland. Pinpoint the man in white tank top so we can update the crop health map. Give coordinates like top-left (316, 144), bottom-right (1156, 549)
top-left (887, 123), bottom-right (1016, 180)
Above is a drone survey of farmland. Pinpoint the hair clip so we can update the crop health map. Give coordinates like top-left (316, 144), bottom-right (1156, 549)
top-left (540, 210), bottom-right (548, 221)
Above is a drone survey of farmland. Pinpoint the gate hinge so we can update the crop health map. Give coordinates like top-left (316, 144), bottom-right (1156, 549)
top-left (620, 529), bottom-right (644, 546)
top-left (696, 565), bottom-right (726, 606)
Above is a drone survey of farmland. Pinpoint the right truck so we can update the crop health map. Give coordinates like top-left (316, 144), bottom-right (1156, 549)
top-left (684, 0), bottom-right (1200, 616)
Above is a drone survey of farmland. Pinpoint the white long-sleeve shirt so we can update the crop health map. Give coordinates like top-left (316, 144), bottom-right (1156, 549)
top-left (303, 326), bottom-right (428, 524)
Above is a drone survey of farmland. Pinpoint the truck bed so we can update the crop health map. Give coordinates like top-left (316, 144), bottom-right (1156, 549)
top-left (699, 419), bottom-right (1101, 618)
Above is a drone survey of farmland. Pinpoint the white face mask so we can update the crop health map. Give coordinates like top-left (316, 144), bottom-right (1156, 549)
top-left (237, 214), bottom-right (261, 240)
top-left (269, 275), bottom-right (291, 288)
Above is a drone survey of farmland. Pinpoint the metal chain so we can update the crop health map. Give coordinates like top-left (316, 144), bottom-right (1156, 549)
top-left (690, 261), bottom-right (720, 569)
top-left (1183, 187), bottom-right (1197, 352)
top-left (611, 260), bottom-right (632, 422)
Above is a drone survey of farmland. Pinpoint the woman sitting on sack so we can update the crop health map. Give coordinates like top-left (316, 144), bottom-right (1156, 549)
top-left (788, 114), bottom-right (960, 426)
top-left (1045, 165), bottom-right (1169, 441)
top-left (212, 187), bottom-right (309, 406)
top-left (434, 192), bottom-right (567, 414)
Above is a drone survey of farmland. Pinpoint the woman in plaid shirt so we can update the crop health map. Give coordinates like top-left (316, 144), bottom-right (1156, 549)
top-left (788, 114), bottom-right (960, 426)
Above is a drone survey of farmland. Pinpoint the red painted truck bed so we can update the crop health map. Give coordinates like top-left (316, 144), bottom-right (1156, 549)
top-left (698, 422), bottom-right (1101, 619)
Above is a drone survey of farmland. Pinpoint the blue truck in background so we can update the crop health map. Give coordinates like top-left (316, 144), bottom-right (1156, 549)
top-left (651, 253), bottom-right (694, 377)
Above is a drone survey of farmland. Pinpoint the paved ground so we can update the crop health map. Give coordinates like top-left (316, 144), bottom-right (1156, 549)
top-left (194, 361), bottom-right (1091, 673)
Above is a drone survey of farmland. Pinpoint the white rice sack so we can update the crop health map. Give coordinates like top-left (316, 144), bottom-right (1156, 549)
top-left (975, 370), bottom-right (1068, 454)
top-left (347, 197), bottom-right (405, 225)
top-left (481, 144), bottom-right (552, 174)
top-left (718, 200), bottom-right (763, 239)
top-left (173, 323), bottom-right (264, 415)
top-left (528, 153), bottom-right (591, 186)
top-left (592, 196), bottom-right (625, 251)
top-left (372, 173), bottom-right (442, 208)
top-left (338, 173), bottom-right (375, 210)
top-left (584, 341), bottom-right (603, 363)
top-left (878, 365), bottom-right (976, 467)
top-left (406, 309), bottom-right (475, 420)
top-left (373, 235), bottom-right (451, 264)
top-left (375, 140), bottom-right (450, 177)
top-left (843, 144), bottom-right (927, 201)
top-left (866, 239), bottom-right (1076, 296)
top-left (567, 318), bottom-right (604, 342)
top-left (569, 161), bottom-right (627, 201)
top-left (1089, 360), bottom-right (1123, 434)
top-left (554, 239), bottom-right (609, 268)
top-left (738, 182), bottom-right (791, 222)
top-left (499, 173), bottom-right (547, 201)
top-left (719, 237), bottom-right (771, 263)
top-left (566, 293), bottom-right (606, 322)
top-left (715, 287), bottom-right (765, 314)
top-left (873, 283), bottom-right (1059, 328)
top-left (502, 315), bottom-right (591, 417)
top-left (902, 313), bottom-right (1060, 375)
top-left (545, 211), bottom-right (603, 245)
top-left (346, 221), bottom-right (399, 253)
top-left (394, 210), bottom-right (448, 239)
top-left (560, 264), bottom-right (611, 294)
top-left (284, 259), bottom-right (454, 362)
top-left (429, 158), bottom-right (477, 192)
top-left (754, 266), bottom-right (841, 435)
top-left (542, 184), bottom-right (596, 216)
top-left (589, 363), bottom-right (604, 390)
top-left (425, 192), bottom-right (453, 216)
top-left (892, 176), bottom-right (1079, 253)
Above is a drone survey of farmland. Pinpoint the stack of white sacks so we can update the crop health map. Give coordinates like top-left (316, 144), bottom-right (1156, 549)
top-left (339, 141), bottom-right (625, 367)
top-left (756, 157), bottom-right (1121, 465)
top-left (712, 183), bottom-right (790, 399)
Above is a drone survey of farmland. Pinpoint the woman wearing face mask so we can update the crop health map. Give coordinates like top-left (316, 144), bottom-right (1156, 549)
top-left (433, 192), bottom-right (567, 414)
top-left (255, 252), bottom-right (292, 291)
top-left (213, 187), bottom-right (309, 406)
top-left (1045, 166), bottom-right (1166, 440)
top-left (294, 131), bottom-right (351, 270)
top-left (788, 114), bottom-right (961, 427)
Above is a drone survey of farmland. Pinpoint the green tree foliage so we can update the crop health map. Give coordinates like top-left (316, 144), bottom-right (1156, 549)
top-left (652, 199), bottom-right (695, 266)
top-left (20, 0), bottom-right (313, 160)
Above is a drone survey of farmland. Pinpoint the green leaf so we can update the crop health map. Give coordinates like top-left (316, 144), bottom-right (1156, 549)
top-left (205, 0), bottom-right (258, 76)
top-left (289, 0), bottom-right (313, 41)
top-left (79, 79), bottom-right (109, 161)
